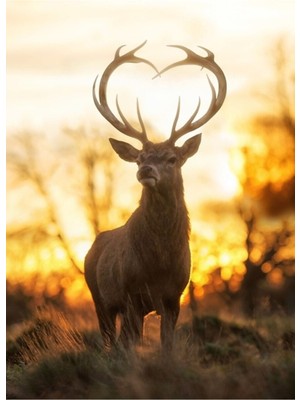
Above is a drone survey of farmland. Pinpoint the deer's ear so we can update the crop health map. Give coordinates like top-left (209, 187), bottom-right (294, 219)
top-left (178, 134), bottom-right (202, 163)
top-left (109, 138), bottom-right (140, 162)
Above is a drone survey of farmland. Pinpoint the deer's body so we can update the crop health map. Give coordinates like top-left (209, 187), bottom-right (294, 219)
top-left (85, 42), bottom-right (226, 350)
top-left (85, 141), bottom-right (194, 348)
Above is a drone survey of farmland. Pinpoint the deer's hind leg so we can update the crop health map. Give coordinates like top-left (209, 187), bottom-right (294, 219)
top-left (90, 289), bottom-right (117, 349)
top-left (119, 300), bottom-right (144, 347)
top-left (96, 304), bottom-right (117, 349)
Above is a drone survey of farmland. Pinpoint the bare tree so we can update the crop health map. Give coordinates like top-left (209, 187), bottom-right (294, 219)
top-left (189, 38), bottom-right (295, 316)
top-left (271, 37), bottom-right (295, 135)
top-left (237, 204), bottom-right (294, 316)
top-left (63, 126), bottom-right (117, 236)
top-left (230, 38), bottom-right (295, 315)
top-left (7, 131), bottom-right (82, 274)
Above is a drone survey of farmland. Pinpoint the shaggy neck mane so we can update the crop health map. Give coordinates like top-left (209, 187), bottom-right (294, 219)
top-left (130, 177), bottom-right (190, 240)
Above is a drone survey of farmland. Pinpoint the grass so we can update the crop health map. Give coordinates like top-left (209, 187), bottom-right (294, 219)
top-left (7, 306), bottom-right (295, 399)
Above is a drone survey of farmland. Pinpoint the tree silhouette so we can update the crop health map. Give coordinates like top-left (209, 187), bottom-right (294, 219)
top-left (63, 126), bottom-right (117, 236)
top-left (188, 38), bottom-right (295, 316)
top-left (7, 131), bottom-right (82, 274)
top-left (7, 127), bottom-right (122, 282)
top-left (232, 38), bottom-right (295, 315)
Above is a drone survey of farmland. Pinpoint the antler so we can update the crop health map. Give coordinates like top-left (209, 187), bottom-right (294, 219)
top-left (156, 45), bottom-right (227, 144)
top-left (93, 41), bottom-right (159, 144)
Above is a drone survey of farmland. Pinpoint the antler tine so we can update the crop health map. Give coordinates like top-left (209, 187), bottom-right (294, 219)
top-left (171, 97), bottom-right (181, 136)
top-left (136, 98), bottom-right (146, 135)
top-left (170, 97), bottom-right (201, 144)
top-left (116, 96), bottom-right (148, 143)
top-left (93, 41), bottom-right (160, 144)
top-left (157, 45), bottom-right (226, 143)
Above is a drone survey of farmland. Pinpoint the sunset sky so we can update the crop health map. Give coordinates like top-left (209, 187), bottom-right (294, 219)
top-left (6, 0), bottom-right (295, 264)
top-left (6, 0), bottom-right (295, 204)
top-left (7, 0), bottom-right (294, 132)
top-left (3, 0), bottom-right (296, 339)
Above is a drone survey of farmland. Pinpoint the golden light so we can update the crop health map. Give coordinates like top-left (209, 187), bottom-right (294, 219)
top-left (6, 1), bottom-right (294, 313)
top-left (249, 248), bottom-right (263, 264)
top-left (53, 247), bottom-right (67, 261)
top-left (261, 262), bottom-right (272, 274)
top-left (23, 254), bottom-right (36, 274)
top-left (267, 267), bottom-right (284, 286)
top-left (221, 267), bottom-right (232, 281)
top-left (234, 263), bottom-right (246, 275)
top-left (64, 279), bottom-right (92, 305)
top-left (219, 252), bottom-right (231, 267)
top-left (73, 240), bottom-right (92, 265)
top-left (194, 286), bottom-right (205, 299)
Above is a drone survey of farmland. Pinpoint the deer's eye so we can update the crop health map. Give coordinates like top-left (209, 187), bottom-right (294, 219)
top-left (167, 156), bottom-right (177, 165)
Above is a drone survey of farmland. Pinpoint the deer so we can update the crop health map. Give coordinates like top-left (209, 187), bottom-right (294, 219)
top-left (84, 42), bottom-right (226, 350)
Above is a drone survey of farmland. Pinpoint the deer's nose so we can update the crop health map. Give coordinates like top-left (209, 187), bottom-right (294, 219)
top-left (138, 165), bottom-right (153, 178)
top-left (137, 165), bottom-right (159, 187)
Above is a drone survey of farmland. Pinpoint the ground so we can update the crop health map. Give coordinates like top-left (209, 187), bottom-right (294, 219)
top-left (6, 305), bottom-right (294, 399)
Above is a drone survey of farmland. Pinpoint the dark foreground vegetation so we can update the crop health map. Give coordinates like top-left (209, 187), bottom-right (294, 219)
top-left (7, 306), bottom-right (294, 399)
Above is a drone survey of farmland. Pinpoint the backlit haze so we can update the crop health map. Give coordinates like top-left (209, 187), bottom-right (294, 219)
top-left (6, 0), bottom-right (295, 304)
top-left (7, 0), bottom-right (294, 204)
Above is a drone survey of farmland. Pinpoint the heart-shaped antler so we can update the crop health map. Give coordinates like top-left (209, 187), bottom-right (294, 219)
top-left (93, 43), bottom-right (227, 145)
top-left (93, 41), bottom-right (159, 145)
top-left (155, 45), bottom-right (227, 144)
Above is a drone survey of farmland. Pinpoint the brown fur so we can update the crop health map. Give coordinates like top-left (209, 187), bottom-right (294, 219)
top-left (84, 136), bottom-right (201, 350)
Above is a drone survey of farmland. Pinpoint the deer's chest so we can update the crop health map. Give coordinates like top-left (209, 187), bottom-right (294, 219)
top-left (127, 236), bottom-right (190, 288)
top-left (142, 233), bottom-right (188, 266)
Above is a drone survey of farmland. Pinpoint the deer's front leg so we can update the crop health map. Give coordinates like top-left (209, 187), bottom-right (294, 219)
top-left (161, 298), bottom-right (180, 351)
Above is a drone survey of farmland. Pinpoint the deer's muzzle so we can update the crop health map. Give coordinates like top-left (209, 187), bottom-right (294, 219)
top-left (137, 165), bottom-right (159, 188)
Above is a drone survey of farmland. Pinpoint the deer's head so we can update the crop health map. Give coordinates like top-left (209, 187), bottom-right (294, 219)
top-left (93, 42), bottom-right (226, 190)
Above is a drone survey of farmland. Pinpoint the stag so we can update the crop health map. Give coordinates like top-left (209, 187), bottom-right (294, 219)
top-left (85, 42), bottom-right (226, 350)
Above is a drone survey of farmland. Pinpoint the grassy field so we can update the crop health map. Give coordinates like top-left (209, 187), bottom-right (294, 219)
top-left (6, 305), bottom-right (294, 399)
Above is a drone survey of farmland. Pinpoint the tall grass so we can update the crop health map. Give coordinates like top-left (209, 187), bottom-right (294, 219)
top-left (7, 306), bottom-right (294, 399)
